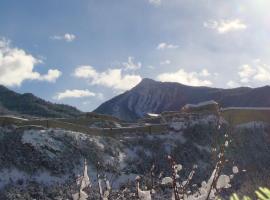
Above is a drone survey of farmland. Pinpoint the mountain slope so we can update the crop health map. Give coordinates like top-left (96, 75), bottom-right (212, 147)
top-left (94, 78), bottom-right (270, 121)
top-left (0, 85), bottom-right (82, 118)
top-left (0, 114), bottom-right (269, 198)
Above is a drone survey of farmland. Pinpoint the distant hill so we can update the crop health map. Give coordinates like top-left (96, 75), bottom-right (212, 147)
top-left (0, 85), bottom-right (82, 118)
top-left (94, 78), bottom-right (270, 121)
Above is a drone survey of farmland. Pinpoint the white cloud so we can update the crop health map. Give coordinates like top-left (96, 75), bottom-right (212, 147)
top-left (224, 63), bottom-right (270, 88)
top-left (238, 63), bottom-right (270, 84)
top-left (82, 93), bottom-right (104, 105)
top-left (254, 66), bottom-right (270, 82)
top-left (147, 65), bottom-right (154, 69)
top-left (200, 69), bottom-right (210, 77)
top-left (122, 57), bottom-right (142, 70)
top-left (0, 39), bottom-right (61, 87)
top-left (238, 64), bottom-right (256, 83)
top-left (204, 19), bottom-right (247, 34)
top-left (50, 33), bottom-right (76, 42)
top-left (227, 80), bottom-right (239, 88)
top-left (74, 65), bottom-right (142, 90)
top-left (38, 69), bottom-right (62, 82)
top-left (156, 42), bottom-right (178, 50)
top-left (156, 68), bottom-right (212, 86)
top-left (55, 89), bottom-right (96, 100)
top-left (74, 65), bottom-right (98, 78)
top-left (96, 93), bottom-right (105, 100)
top-left (160, 60), bottom-right (171, 65)
top-left (149, 0), bottom-right (161, 6)
top-left (63, 33), bottom-right (76, 42)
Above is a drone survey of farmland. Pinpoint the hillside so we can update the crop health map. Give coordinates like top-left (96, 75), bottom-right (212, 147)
top-left (94, 78), bottom-right (270, 121)
top-left (222, 107), bottom-right (270, 126)
top-left (0, 113), bottom-right (269, 199)
top-left (0, 85), bottom-right (82, 118)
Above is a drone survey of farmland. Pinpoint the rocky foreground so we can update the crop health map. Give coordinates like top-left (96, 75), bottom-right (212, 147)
top-left (0, 113), bottom-right (269, 199)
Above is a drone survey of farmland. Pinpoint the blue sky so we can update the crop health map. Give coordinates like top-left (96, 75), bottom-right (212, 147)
top-left (1, 0), bottom-right (270, 111)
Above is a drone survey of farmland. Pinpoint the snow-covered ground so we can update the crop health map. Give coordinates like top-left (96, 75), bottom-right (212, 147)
top-left (183, 100), bottom-right (218, 109)
top-left (0, 112), bottom-right (269, 199)
top-left (0, 114), bottom-right (218, 191)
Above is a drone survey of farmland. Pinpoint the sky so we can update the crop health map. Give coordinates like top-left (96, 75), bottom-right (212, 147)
top-left (1, 0), bottom-right (270, 111)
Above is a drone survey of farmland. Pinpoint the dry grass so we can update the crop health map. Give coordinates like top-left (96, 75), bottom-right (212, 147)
top-left (221, 109), bottom-right (270, 126)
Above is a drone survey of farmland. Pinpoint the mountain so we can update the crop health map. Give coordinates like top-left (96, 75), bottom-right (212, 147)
top-left (94, 78), bottom-right (270, 121)
top-left (0, 85), bottom-right (82, 118)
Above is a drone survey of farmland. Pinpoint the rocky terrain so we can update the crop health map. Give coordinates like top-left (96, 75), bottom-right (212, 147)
top-left (0, 85), bottom-right (269, 199)
top-left (0, 111), bottom-right (269, 199)
top-left (95, 78), bottom-right (270, 121)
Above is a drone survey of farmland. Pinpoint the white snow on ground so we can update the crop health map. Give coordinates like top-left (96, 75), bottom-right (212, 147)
top-left (148, 131), bottom-right (187, 144)
top-left (0, 169), bottom-right (27, 188)
top-left (118, 152), bottom-right (126, 169)
top-left (191, 114), bottom-right (217, 125)
top-left (0, 110), bottom-right (262, 194)
top-left (89, 137), bottom-right (105, 149)
top-left (169, 114), bottom-right (218, 131)
top-left (71, 130), bottom-right (89, 141)
top-left (113, 173), bottom-right (138, 187)
top-left (183, 100), bottom-right (218, 109)
top-left (146, 113), bottom-right (160, 117)
top-left (114, 122), bottom-right (122, 128)
top-left (236, 121), bottom-right (269, 129)
top-left (194, 144), bottom-right (211, 153)
top-left (0, 168), bottom-right (68, 189)
top-left (170, 121), bottom-right (187, 131)
top-left (122, 148), bottom-right (138, 161)
top-left (0, 116), bottom-right (29, 121)
top-left (22, 130), bottom-right (63, 153)
top-left (33, 171), bottom-right (68, 185)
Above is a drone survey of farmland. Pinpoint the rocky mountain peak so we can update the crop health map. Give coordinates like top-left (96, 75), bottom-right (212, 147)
top-left (134, 78), bottom-right (157, 89)
top-left (94, 80), bottom-right (270, 121)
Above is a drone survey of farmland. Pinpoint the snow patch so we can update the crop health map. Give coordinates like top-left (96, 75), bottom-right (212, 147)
top-left (236, 121), bottom-right (269, 129)
top-left (146, 113), bottom-right (160, 117)
top-left (183, 100), bottom-right (218, 109)
top-left (22, 130), bottom-right (63, 153)
top-left (0, 168), bottom-right (68, 189)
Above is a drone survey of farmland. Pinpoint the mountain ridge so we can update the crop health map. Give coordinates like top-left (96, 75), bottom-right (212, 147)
top-left (94, 78), bottom-right (270, 121)
top-left (0, 85), bottom-right (82, 118)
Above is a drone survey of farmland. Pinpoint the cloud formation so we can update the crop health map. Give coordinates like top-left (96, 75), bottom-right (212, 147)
top-left (226, 61), bottom-right (270, 87)
top-left (156, 42), bottom-right (178, 50)
top-left (38, 69), bottom-right (62, 82)
top-left (50, 33), bottom-right (76, 42)
top-left (122, 57), bottom-right (141, 70)
top-left (200, 69), bottom-right (210, 77)
top-left (227, 80), bottom-right (239, 88)
top-left (149, 0), bottom-right (161, 6)
top-left (0, 39), bottom-right (61, 87)
top-left (204, 19), bottom-right (247, 34)
top-left (160, 60), bottom-right (171, 65)
top-left (157, 68), bottom-right (212, 86)
top-left (74, 65), bottom-right (142, 90)
top-left (55, 89), bottom-right (96, 100)
top-left (239, 63), bottom-right (270, 83)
